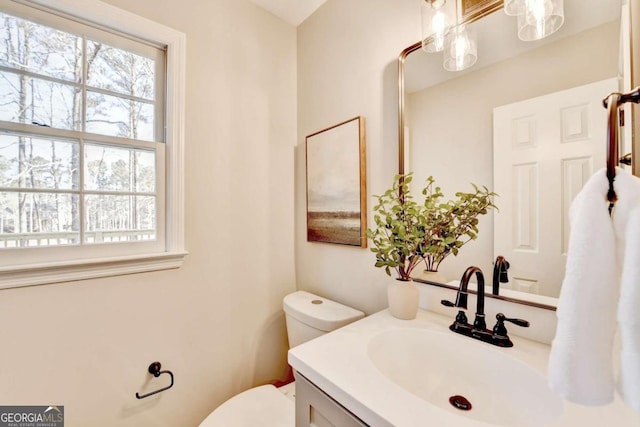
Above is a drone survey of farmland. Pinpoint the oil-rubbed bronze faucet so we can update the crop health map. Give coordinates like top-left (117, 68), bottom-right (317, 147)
top-left (492, 256), bottom-right (510, 295)
top-left (441, 266), bottom-right (486, 328)
top-left (442, 266), bottom-right (529, 348)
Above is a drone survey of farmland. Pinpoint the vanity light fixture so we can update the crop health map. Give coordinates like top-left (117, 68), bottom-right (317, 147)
top-left (420, 0), bottom-right (456, 52)
top-left (420, 0), bottom-right (478, 72)
top-left (443, 24), bottom-right (477, 71)
top-left (505, 0), bottom-right (565, 41)
top-left (421, 0), bottom-right (566, 74)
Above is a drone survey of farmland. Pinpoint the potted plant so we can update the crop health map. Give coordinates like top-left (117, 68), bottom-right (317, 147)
top-left (367, 173), bottom-right (427, 319)
top-left (419, 176), bottom-right (497, 278)
top-left (368, 173), bottom-right (496, 320)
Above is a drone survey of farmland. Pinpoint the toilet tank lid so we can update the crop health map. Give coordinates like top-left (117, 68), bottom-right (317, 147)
top-left (283, 291), bottom-right (364, 332)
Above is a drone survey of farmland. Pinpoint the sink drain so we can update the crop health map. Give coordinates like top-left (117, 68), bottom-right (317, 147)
top-left (449, 395), bottom-right (472, 411)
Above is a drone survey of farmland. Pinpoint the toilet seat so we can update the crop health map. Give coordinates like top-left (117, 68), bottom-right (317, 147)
top-left (199, 384), bottom-right (295, 427)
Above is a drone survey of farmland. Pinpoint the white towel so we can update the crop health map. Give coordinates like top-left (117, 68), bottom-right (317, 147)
top-left (548, 168), bottom-right (620, 405)
top-left (618, 208), bottom-right (640, 411)
top-left (615, 170), bottom-right (640, 412)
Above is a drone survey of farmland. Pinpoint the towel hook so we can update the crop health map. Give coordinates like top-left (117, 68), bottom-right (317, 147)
top-left (135, 361), bottom-right (174, 399)
top-left (602, 86), bottom-right (640, 215)
top-left (603, 92), bottom-right (621, 213)
top-left (604, 86), bottom-right (640, 107)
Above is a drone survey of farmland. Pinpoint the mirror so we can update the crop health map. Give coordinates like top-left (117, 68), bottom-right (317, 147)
top-left (399, 0), bottom-right (638, 309)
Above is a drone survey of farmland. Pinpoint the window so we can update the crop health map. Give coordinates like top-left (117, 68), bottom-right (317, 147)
top-left (0, 0), bottom-right (186, 288)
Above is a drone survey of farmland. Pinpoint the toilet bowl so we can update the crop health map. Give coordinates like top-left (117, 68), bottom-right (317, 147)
top-left (198, 384), bottom-right (295, 426)
top-left (199, 291), bottom-right (364, 427)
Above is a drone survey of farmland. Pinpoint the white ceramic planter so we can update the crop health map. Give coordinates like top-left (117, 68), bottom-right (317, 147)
top-left (387, 279), bottom-right (420, 320)
top-left (420, 270), bottom-right (446, 284)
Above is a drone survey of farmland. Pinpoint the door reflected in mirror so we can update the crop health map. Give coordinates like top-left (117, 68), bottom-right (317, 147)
top-left (400, 0), bottom-right (635, 307)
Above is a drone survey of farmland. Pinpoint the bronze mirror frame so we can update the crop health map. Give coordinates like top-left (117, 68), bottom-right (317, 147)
top-left (397, 0), bottom-right (640, 310)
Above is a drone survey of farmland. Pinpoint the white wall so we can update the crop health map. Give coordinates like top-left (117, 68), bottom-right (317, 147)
top-left (296, 0), bottom-right (419, 314)
top-left (0, 1), bottom-right (297, 426)
top-left (296, 1), bottom-right (621, 315)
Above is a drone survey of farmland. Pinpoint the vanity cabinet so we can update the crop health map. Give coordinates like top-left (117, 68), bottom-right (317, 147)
top-left (294, 372), bottom-right (368, 427)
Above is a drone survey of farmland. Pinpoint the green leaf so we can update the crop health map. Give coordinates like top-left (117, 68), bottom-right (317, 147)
top-left (368, 173), bottom-right (494, 278)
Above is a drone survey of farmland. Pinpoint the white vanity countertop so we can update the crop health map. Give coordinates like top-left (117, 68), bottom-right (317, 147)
top-left (288, 309), bottom-right (640, 427)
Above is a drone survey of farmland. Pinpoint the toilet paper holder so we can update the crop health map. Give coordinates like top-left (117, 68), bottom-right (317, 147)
top-left (135, 361), bottom-right (174, 399)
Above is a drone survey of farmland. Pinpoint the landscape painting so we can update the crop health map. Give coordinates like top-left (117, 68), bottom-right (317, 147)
top-left (306, 117), bottom-right (366, 247)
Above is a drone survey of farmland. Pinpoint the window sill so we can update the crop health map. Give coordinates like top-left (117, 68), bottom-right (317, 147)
top-left (0, 251), bottom-right (188, 290)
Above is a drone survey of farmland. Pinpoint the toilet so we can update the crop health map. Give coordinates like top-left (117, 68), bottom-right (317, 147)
top-left (199, 291), bottom-right (365, 426)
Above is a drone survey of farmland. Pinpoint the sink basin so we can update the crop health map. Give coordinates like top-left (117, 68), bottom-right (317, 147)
top-left (368, 328), bottom-right (563, 427)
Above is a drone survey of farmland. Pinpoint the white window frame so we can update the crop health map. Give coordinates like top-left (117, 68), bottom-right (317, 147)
top-left (0, 0), bottom-right (186, 289)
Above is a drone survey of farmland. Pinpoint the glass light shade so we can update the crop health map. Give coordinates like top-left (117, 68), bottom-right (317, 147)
top-left (517, 0), bottom-right (564, 41)
top-left (421, 0), bottom-right (456, 53)
top-left (443, 25), bottom-right (477, 72)
top-left (504, 0), bottom-right (525, 16)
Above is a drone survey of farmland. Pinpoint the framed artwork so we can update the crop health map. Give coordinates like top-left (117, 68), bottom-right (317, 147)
top-left (459, 0), bottom-right (503, 22)
top-left (306, 116), bottom-right (366, 247)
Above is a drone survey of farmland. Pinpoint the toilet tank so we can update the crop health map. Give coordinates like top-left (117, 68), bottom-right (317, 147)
top-left (283, 291), bottom-right (364, 348)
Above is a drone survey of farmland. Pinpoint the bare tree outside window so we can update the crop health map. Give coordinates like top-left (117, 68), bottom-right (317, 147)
top-left (0, 11), bottom-right (159, 248)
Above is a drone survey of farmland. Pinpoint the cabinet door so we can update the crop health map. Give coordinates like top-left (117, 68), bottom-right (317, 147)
top-left (294, 372), bottom-right (368, 427)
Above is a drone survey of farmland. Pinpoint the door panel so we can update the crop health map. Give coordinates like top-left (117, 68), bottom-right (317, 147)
top-left (493, 78), bottom-right (618, 297)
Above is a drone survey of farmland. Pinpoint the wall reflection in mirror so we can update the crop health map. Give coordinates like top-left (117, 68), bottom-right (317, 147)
top-left (400, 0), bottom-right (637, 308)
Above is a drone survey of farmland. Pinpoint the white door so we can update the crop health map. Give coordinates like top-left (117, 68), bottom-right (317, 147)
top-left (493, 78), bottom-right (619, 297)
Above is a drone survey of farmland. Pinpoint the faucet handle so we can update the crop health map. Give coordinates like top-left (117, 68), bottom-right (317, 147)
top-left (501, 313), bottom-right (529, 328)
top-left (440, 290), bottom-right (468, 309)
top-left (440, 300), bottom-right (469, 325)
top-left (455, 310), bottom-right (468, 325)
top-left (493, 313), bottom-right (529, 336)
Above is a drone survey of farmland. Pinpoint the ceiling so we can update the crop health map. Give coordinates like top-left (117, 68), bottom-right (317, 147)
top-left (249, 0), bottom-right (327, 26)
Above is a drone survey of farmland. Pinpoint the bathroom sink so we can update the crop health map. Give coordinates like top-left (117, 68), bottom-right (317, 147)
top-left (367, 328), bottom-right (563, 427)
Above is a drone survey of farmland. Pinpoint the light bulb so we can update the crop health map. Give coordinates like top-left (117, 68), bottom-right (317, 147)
top-left (526, 0), bottom-right (550, 21)
top-left (517, 0), bottom-right (564, 41)
top-left (453, 34), bottom-right (468, 70)
top-left (430, 10), bottom-right (447, 51)
top-left (421, 0), bottom-right (454, 53)
top-left (443, 25), bottom-right (477, 72)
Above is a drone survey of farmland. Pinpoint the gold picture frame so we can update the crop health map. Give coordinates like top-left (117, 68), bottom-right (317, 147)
top-left (306, 116), bottom-right (366, 247)
top-left (459, 0), bottom-right (503, 23)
